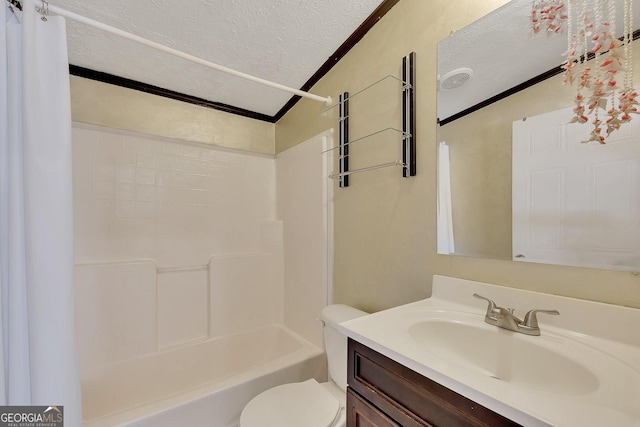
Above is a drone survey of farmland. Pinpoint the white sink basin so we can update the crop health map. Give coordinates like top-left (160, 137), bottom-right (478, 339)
top-left (407, 312), bottom-right (599, 394)
top-left (338, 275), bottom-right (640, 427)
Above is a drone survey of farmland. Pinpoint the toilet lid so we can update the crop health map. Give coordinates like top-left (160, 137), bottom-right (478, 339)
top-left (240, 379), bottom-right (340, 427)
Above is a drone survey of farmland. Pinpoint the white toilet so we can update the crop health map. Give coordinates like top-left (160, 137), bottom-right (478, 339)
top-left (239, 304), bottom-right (368, 427)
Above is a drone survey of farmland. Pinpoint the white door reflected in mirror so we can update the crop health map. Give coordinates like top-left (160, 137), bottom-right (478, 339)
top-left (512, 107), bottom-right (640, 271)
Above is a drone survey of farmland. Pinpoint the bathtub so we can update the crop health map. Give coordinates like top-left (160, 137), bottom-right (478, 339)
top-left (82, 325), bottom-right (326, 427)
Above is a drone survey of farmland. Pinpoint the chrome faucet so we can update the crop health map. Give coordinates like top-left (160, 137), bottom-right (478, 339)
top-left (473, 294), bottom-right (559, 336)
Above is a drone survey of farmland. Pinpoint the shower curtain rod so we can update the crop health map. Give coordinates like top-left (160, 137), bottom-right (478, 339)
top-left (26, 1), bottom-right (333, 106)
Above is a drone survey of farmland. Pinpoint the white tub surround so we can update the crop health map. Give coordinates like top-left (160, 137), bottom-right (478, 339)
top-left (71, 125), bottom-right (332, 426)
top-left (276, 131), bottom-right (333, 348)
top-left (339, 275), bottom-right (640, 427)
top-left (72, 126), bottom-right (283, 364)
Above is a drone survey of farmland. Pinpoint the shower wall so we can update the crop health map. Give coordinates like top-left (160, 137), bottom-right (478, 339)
top-left (72, 125), bottom-right (283, 372)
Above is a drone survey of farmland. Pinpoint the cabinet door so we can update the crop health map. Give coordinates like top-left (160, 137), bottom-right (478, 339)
top-left (348, 339), bottom-right (520, 427)
top-left (347, 388), bottom-right (404, 427)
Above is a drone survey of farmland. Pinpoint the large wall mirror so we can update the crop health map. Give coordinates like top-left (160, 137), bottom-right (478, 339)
top-left (436, 0), bottom-right (640, 272)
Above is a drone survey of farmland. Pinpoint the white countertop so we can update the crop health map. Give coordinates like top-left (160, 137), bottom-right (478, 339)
top-left (338, 275), bottom-right (640, 427)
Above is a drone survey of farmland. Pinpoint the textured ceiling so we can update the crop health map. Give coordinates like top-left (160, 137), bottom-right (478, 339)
top-left (51, 0), bottom-right (386, 117)
top-left (437, 0), bottom-right (640, 121)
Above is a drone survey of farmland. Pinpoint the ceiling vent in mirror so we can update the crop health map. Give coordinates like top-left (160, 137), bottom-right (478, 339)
top-left (439, 68), bottom-right (473, 91)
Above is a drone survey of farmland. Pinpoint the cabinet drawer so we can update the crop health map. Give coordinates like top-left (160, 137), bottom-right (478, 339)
top-left (347, 388), bottom-right (402, 427)
top-left (348, 339), bottom-right (520, 427)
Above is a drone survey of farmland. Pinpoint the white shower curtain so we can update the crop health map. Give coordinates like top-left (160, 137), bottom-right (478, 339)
top-left (0, 1), bottom-right (81, 425)
top-left (437, 141), bottom-right (455, 254)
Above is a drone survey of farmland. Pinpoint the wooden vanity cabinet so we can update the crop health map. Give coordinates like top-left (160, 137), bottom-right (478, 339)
top-left (346, 339), bottom-right (521, 427)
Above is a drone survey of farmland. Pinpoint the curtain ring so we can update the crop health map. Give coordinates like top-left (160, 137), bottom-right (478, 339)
top-left (37, 0), bottom-right (49, 21)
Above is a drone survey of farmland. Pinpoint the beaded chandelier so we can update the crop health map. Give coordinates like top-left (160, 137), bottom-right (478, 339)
top-left (532, 0), bottom-right (637, 143)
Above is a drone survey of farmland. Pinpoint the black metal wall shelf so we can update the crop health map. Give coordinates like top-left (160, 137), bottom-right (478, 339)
top-left (325, 52), bottom-right (416, 187)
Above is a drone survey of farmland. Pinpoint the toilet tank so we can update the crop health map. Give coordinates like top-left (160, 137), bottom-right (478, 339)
top-left (321, 304), bottom-right (368, 391)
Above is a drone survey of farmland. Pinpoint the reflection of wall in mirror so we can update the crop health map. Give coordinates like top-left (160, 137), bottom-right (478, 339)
top-left (437, 39), bottom-right (640, 262)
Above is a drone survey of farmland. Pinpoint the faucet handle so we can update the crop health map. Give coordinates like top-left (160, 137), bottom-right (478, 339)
top-left (523, 309), bottom-right (560, 328)
top-left (473, 293), bottom-right (497, 315)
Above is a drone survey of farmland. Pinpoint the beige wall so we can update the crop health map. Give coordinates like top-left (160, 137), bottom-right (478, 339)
top-left (71, 76), bottom-right (275, 155)
top-left (275, 0), bottom-right (640, 311)
top-left (440, 111), bottom-right (514, 260)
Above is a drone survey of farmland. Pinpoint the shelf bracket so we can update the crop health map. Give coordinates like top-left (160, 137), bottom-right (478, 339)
top-left (339, 92), bottom-right (350, 187)
top-left (403, 52), bottom-right (416, 177)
